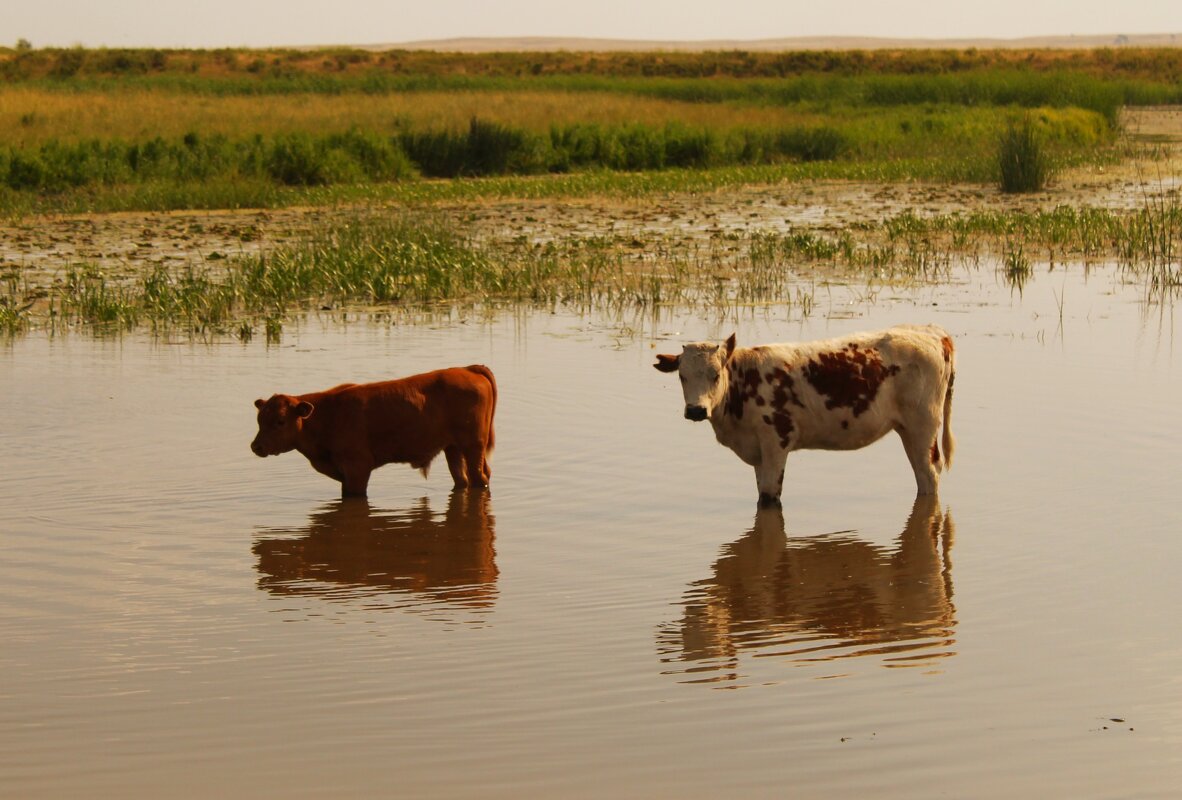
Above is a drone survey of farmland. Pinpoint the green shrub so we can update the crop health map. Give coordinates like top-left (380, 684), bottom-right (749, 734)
top-left (5, 152), bottom-right (46, 190)
top-left (266, 133), bottom-right (328, 185)
top-left (398, 129), bottom-right (468, 177)
top-left (400, 117), bottom-right (548, 177)
top-left (776, 126), bottom-right (848, 161)
top-left (325, 128), bottom-right (416, 180)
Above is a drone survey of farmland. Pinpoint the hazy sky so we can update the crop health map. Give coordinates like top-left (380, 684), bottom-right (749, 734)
top-left (3, 0), bottom-right (1180, 49)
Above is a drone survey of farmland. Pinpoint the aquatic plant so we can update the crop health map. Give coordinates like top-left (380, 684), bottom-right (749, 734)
top-left (1002, 241), bottom-right (1033, 292)
top-left (27, 211), bottom-right (821, 335)
top-left (0, 270), bottom-right (31, 335)
top-left (17, 195), bottom-right (1182, 339)
top-left (59, 265), bottom-right (140, 331)
top-left (1118, 175), bottom-right (1182, 301)
top-left (0, 297), bottom-right (29, 335)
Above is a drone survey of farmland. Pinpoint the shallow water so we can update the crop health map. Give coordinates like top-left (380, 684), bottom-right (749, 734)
top-left (2, 263), bottom-right (1181, 798)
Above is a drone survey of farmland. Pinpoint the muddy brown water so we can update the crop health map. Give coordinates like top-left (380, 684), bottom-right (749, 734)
top-left (2, 262), bottom-right (1181, 798)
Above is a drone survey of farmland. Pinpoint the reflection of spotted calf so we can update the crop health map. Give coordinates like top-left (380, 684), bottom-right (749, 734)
top-left (654, 325), bottom-right (956, 505)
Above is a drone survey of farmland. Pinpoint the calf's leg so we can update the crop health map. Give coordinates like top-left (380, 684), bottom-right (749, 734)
top-left (340, 467), bottom-right (372, 499)
top-left (445, 446), bottom-right (469, 489)
top-left (463, 443), bottom-right (490, 489)
top-left (897, 425), bottom-right (940, 496)
top-left (755, 441), bottom-right (789, 507)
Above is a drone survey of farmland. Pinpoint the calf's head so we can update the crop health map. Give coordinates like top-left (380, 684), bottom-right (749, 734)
top-left (653, 334), bottom-right (736, 422)
top-left (251, 394), bottom-right (314, 457)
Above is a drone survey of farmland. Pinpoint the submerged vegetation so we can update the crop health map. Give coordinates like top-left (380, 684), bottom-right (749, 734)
top-left (3, 199), bottom-right (1179, 339)
top-left (0, 212), bottom-right (820, 337)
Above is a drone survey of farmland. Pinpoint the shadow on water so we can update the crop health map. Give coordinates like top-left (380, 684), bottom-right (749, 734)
top-left (252, 491), bottom-right (498, 619)
top-left (657, 496), bottom-right (956, 685)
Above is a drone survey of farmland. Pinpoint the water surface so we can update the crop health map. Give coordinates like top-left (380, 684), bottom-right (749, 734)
top-left (2, 264), bottom-right (1180, 798)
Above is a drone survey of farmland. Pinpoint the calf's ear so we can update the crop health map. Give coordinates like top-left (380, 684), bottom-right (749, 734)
top-left (295, 401), bottom-right (315, 419)
top-left (724, 333), bottom-right (737, 362)
top-left (653, 354), bottom-right (680, 373)
top-left (254, 398), bottom-right (266, 409)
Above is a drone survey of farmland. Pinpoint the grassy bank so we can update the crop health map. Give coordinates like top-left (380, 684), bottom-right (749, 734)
top-left (0, 104), bottom-right (1112, 214)
top-left (0, 44), bottom-right (1168, 214)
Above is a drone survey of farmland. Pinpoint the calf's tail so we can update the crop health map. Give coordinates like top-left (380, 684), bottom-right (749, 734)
top-left (465, 364), bottom-right (497, 452)
top-left (941, 346), bottom-right (956, 471)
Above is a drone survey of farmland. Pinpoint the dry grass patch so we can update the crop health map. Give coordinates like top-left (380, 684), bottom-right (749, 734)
top-left (1, 88), bottom-right (836, 144)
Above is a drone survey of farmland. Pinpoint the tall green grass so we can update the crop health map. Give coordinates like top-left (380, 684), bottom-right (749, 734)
top-left (1, 129), bottom-right (418, 192)
top-left (0, 119), bottom-right (856, 189)
top-left (0, 119), bottom-right (855, 194)
top-left (399, 117), bottom-right (848, 177)
top-left (998, 116), bottom-right (1053, 193)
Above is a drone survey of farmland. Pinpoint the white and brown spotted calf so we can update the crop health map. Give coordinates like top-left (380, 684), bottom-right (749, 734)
top-left (654, 325), bottom-right (956, 505)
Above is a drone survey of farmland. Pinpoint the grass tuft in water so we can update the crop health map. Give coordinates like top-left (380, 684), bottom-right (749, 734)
top-left (1121, 176), bottom-right (1182, 301)
top-left (1002, 241), bottom-right (1032, 293)
top-left (0, 297), bottom-right (29, 335)
top-left (60, 265), bottom-right (140, 331)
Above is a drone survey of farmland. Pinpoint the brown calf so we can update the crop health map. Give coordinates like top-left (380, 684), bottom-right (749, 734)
top-left (251, 365), bottom-right (496, 498)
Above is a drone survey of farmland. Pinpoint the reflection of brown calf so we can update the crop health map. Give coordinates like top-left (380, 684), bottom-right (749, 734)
top-left (251, 365), bottom-right (496, 497)
top-left (252, 492), bottom-right (498, 612)
top-left (658, 497), bottom-right (956, 682)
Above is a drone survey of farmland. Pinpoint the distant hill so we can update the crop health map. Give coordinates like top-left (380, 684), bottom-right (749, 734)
top-left (374, 33), bottom-right (1182, 52)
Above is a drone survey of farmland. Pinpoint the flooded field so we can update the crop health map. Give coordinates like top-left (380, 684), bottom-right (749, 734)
top-left (2, 254), bottom-right (1180, 798)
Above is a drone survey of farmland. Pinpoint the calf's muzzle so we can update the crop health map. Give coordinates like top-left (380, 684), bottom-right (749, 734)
top-left (684, 404), bottom-right (708, 422)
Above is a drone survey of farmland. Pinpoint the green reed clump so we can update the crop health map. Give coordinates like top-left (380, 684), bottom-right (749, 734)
top-left (1114, 194), bottom-right (1182, 300)
top-left (60, 265), bottom-right (140, 331)
top-left (233, 213), bottom-right (516, 307)
top-left (139, 263), bottom-right (241, 333)
top-left (0, 297), bottom-right (29, 335)
top-left (998, 116), bottom-right (1053, 193)
top-left (399, 117), bottom-right (549, 178)
top-left (1002, 241), bottom-right (1033, 291)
